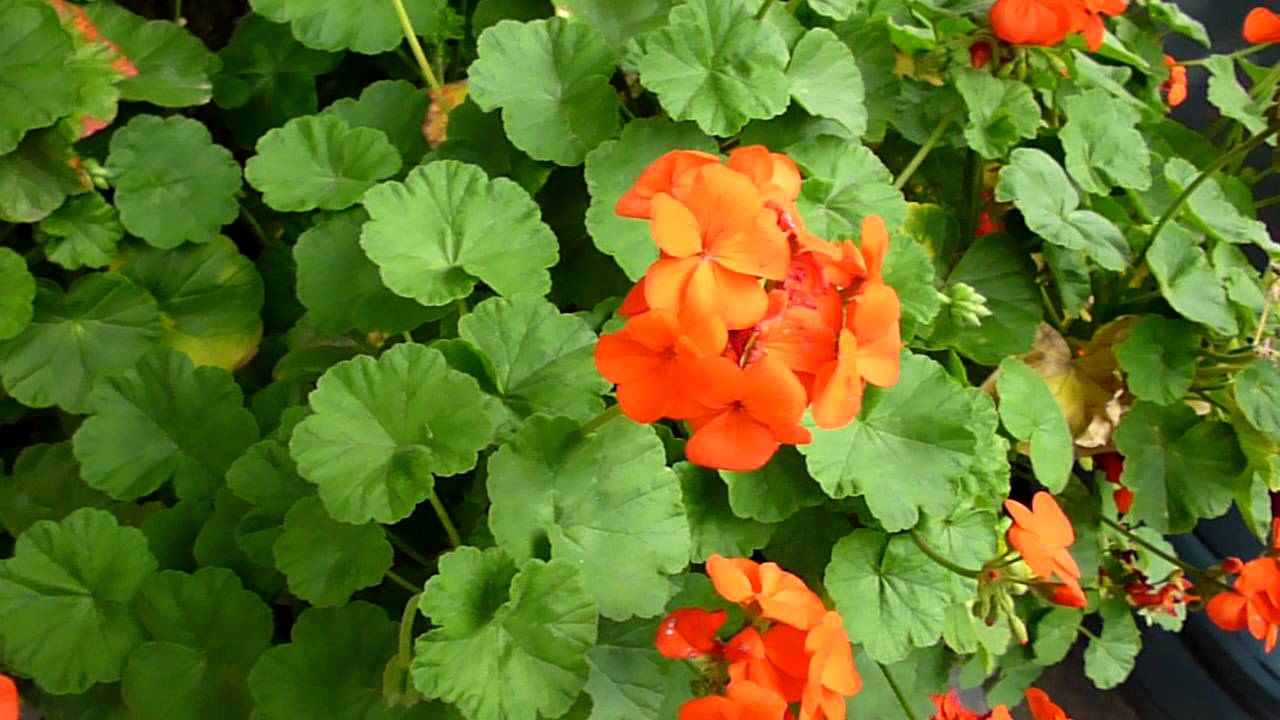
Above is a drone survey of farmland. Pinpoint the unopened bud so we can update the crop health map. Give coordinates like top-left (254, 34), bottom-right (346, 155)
top-left (941, 283), bottom-right (993, 327)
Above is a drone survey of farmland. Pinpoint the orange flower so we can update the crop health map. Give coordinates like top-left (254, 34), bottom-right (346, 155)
top-left (0, 674), bottom-right (16, 720)
top-left (1207, 556), bottom-right (1280, 651)
top-left (1062, 0), bottom-right (1128, 51)
top-left (989, 0), bottom-right (1074, 47)
top-left (1041, 577), bottom-right (1088, 608)
top-left (706, 555), bottom-right (827, 630)
top-left (1162, 55), bottom-right (1188, 107)
top-left (1005, 492), bottom-right (1081, 583)
top-left (799, 612), bottom-right (860, 720)
top-left (1245, 7), bottom-right (1280, 44)
top-left (748, 287), bottom-right (841, 377)
top-left (594, 309), bottom-right (727, 422)
top-left (727, 145), bottom-right (803, 206)
top-left (929, 691), bottom-right (1013, 720)
top-left (616, 150), bottom-right (720, 219)
top-left (679, 680), bottom-right (792, 720)
top-left (725, 625), bottom-right (808, 703)
top-left (1025, 688), bottom-right (1072, 720)
top-left (686, 357), bottom-right (813, 472)
top-left (970, 42), bottom-right (994, 69)
top-left (643, 164), bottom-right (790, 329)
top-left (810, 282), bottom-right (903, 429)
top-left (656, 608), bottom-right (728, 660)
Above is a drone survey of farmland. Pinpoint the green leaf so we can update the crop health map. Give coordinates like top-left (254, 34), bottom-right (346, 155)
top-left (1061, 88), bottom-right (1151, 193)
top-left (194, 488), bottom-right (286, 598)
top-left (920, 506), bottom-right (996, 597)
top-left (429, 99), bottom-right (553, 196)
top-left (0, 248), bottom-right (35, 341)
top-left (636, 0), bottom-right (790, 137)
top-left (882, 231), bottom-right (942, 339)
top-left (122, 568), bottom-right (272, 720)
top-left (246, 115), bottom-right (402, 212)
top-left (294, 209), bottom-right (438, 334)
top-left (550, 0), bottom-right (673, 49)
top-left (1164, 158), bottom-right (1275, 253)
top-left (0, 273), bottom-right (163, 412)
top-left (763, 507), bottom-right (853, 589)
top-left (583, 117), bottom-right (717, 279)
top-left (1084, 600), bottom-right (1140, 689)
top-left (825, 529), bottom-right (952, 663)
top-left (225, 439), bottom-right (312, 565)
top-left (488, 414), bottom-right (689, 619)
top-left (360, 160), bottom-right (559, 306)
top-left (1145, 0), bottom-right (1210, 45)
top-left (73, 347), bottom-right (258, 501)
top-left (0, 129), bottom-right (88, 224)
top-left (323, 79), bottom-right (430, 165)
top-left (0, 508), bottom-right (157, 694)
top-left (0, 0), bottom-right (77, 155)
top-left (85, 2), bottom-right (219, 108)
top-left (849, 647), bottom-right (949, 720)
top-left (273, 496), bottom-right (393, 606)
top-left (720, 446), bottom-right (826, 524)
top-left (806, 0), bottom-right (859, 20)
top-left (995, 149), bottom-right (1131, 271)
top-left (107, 115), bottom-right (242, 249)
top-left (1114, 315), bottom-right (1199, 405)
top-left (458, 296), bottom-right (609, 423)
top-left (586, 618), bottom-right (688, 720)
top-left (790, 135), bottom-right (908, 239)
top-left (786, 28), bottom-right (866, 139)
top-left (1146, 223), bottom-right (1238, 336)
top-left (116, 237), bottom-right (265, 371)
top-left (1115, 401), bottom-right (1247, 533)
top-left (1043, 244), bottom-right (1092, 317)
top-left (1206, 55), bottom-right (1268, 135)
top-left (0, 442), bottom-right (111, 537)
top-left (35, 193), bottom-right (124, 271)
top-left (954, 69), bottom-right (1040, 160)
top-left (1033, 608), bottom-right (1083, 666)
top-left (413, 547), bottom-right (598, 720)
top-left (469, 18), bottom-right (619, 166)
top-left (997, 358), bottom-right (1073, 492)
top-left (290, 343), bottom-right (494, 524)
top-left (801, 353), bottom-right (978, 532)
top-left (251, 0), bottom-right (448, 54)
top-left (677, 462), bottom-right (774, 562)
top-left (250, 602), bottom-right (431, 720)
top-left (1236, 360), bottom-right (1280, 443)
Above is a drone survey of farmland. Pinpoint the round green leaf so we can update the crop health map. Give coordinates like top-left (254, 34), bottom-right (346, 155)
top-left (0, 273), bottom-right (163, 412)
top-left (881, 230), bottom-right (942, 339)
top-left (323, 79), bottom-right (430, 164)
top-left (785, 28), bottom-right (867, 140)
top-left (1114, 315), bottom-right (1200, 405)
top-left (1236, 360), bottom-right (1280, 443)
top-left (719, 446), bottom-right (827, 523)
top-left (0, 247), bottom-right (35, 341)
top-left (246, 115), bottom-right (402, 212)
top-left (585, 618), bottom-right (688, 720)
top-left (954, 69), bottom-right (1041, 160)
top-left (0, 508), bottom-right (158, 694)
top-left (790, 135), bottom-right (909, 240)
top-left (360, 161), bottom-right (559, 306)
top-left (549, 0), bottom-right (673, 48)
top-left (1147, 223), bottom-right (1238, 336)
top-left (0, 442), bottom-right (111, 537)
top-left (273, 496), bottom-right (393, 607)
top-left (996, 358), bottom-right (1073, 492)
top-left (0, 128), bottom-right (89, 224)
top-left (0, 0), bottom-right (77, 155)
top-left (294, 210), bottom-right (438, 334)
top-left (412, 547), bottom-right (598, 720)
top-left (250, 0), bottom-right (450, 54)
top-left (1061, 89), bottom-right (1151, 193)
top-left (122, 568), bottom-right (273, 720)
top-left (469, 18), bottom-right (619, 166)
top-left (107, 115), bottom-right (242, 249)
top-left (430, 99), bottom-right (554, 196)
top-left (73, 347), bottom-right (260, 502)
top-left (457, 296), bottom-right (609, 423)
top-left (1082, 599), bottom-right (1140, 690)
top-left (36, 193), bottom-right (124, 270)
top-left (226, 438), bottom-right (313, 565)
top-left (290, 343), bottom-right (495, 524)
top-left (676, 463), bottom-right (774, 563)
top-left (84, 2), bottom-right (220, 108)
top-left (636, 0), bottom-right (790, 137)
top-left (1165, 157), bottom-right (1275, 252)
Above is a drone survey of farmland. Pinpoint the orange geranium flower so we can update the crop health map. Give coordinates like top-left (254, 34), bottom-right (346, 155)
top-left (706, 555), bottom-right (827, 630)
top-left (1245, 7), bottom-right (1280, 44)
top-left (594, 309), bottom-right (727, 422)
top-left (727, 145), bottom-right (803, 207)
top-left (616, 150), bottom-right (720, 219)
top-left (929, 691), bottom-right (1013, 720)
top-left (643, 164), bottom-right (790, 329)
top-left (656, 608), bottom-right (728, 660)
top-left (0, 674), bottom-right (16, 720)
top-left (1026, 688), bottom-right (1072, 720)
top-left (989, 0), bottom-right (1074, 47)
top-left (726, 626), bottom-right (808, 703)
top-left (1162, 55), bottom-right (1188, 107)
top-left (1005, 492), bottom-right (1081, 583)
top-left (799, 612), bottom-right (860, 720)
top-left (1063, 0), bottom-right (1127, 50)
top-left (686, 357), bottom-right (813, 472)
top-left (1042, 578), bottom-right (1088, 608)
top-left (810, 282), bottom-right (903, 428)
top-left (1207, 556), bottom-right (1280, 651)
top-left (679, 680), bottom-right (792, 720)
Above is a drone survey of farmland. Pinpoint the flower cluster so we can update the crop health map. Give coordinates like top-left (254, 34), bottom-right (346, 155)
top-left (988, 0), bottom-right (1127, 51)
top-left (930, 688), bottom-right (1072, 720)
top-left (1207, 520), bottom-right (1280, 651)
top-left (595, 148), bottom-right (903, 471)
top-left (656, 556), bottom-right (860, 720)
top-left (1006, 492), bottom-right (1087, 608)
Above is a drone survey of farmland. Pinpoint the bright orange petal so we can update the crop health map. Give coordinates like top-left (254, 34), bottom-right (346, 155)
top-left (656, 608), bottom-right (728, 659)
top-left (651, 193), bottom-right (704, 258)
top-left (858, 215), bottom-right (889, 283)
top-left (743, 357), bottom-right (810, 432)
top-left (684, 164), bottom-right (766, 241)
top-left (644, 257), bottom-right (701, 313)
top-left (707, 555), bottom-right (762, 605)
top-left (616, 372), bottom-right (677, 423)
top-left (1008, 525), bottom-right (1055, 580)
top-left (726, 680), bottom-right (791, 719)
top-left (727, 145), bottom-right (803, 202)
top-left (758, 564), bottom-right (827, 630)
top-left (622, 310), bottom-right (681, 350)
top-left (616, 150), bottom-right (721, 219)
top-left (1207, 592), bottom-right (1249, 631)
top-left (679, 696), bottom-right (736, 720)
top-left (710, 211), bottom-right (790, 280)
top-left (687, 407), bottom-right (781, 471)
top-left (1025, 688), bottom-right (1069, 720)
top-left (0, 674), bottom-right (16, 720)
top-left (810, 330), bottom-right (864, 430)
top-left (712, 266), bottom-right (771, 330)
top-left (619, 279), bottom-right (650, 316)
top-left (1030, 491), bottom-right (1076, 547)
top-left (1244, 7), bottom-right (1280, 44)
top-left (594, 333), bottom-right (666, 385)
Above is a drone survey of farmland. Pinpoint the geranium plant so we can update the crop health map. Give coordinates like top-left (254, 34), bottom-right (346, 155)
top-left (0, 0), bottom-right (1278, 718)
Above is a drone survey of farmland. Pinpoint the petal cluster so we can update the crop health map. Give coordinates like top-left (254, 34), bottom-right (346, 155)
top-left (988, 0), bottom-right (1127, 51)
top-left (597, 148), bottom-right (904, 471)
top-left (1207, 524), bottom-right (1280, 652)
top-left (1005, 492), bottom-right (1086, 607)
top-left (930, 688), bottom-right (1071, 720)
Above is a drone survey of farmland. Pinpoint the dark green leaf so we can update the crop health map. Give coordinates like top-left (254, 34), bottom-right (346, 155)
top-left (273, 496), bottom-right (393, 606)
top-left (0, 247), bottom-right (35, 341)
top-left (0, 129), bottom-right (88, 224)
top-left (720, 446), bottom-right (826, 524)
top-left (1083, 600), bottom-right (1140, 689)
top-left (1061, 88), bottom-right (1151, 193)
top-left (35, 193), bottom-right (123, 270)
top-left (251, 0), bottom-right (449, 54)
top-left (1147, 223), bottom-right (1238, 336)
top-left (1114, 315), bottom-right (1200, 405)
top-left (86, 2), bottom-right (219, 107)
top-left (1236, 360), bottom-right (1280, 443)
top-left (0, 442), bottom-right (111, 537)
top-left (323, 79), bottom-right (430, 165)
top-left (791, 135), bottom-right (908, 239)
top-left (954, 69), bottom-right (1041, 160)
top-left (676, 463), bottom-right (774, 562)
top-left (0, 0), bottom-right (77, 155)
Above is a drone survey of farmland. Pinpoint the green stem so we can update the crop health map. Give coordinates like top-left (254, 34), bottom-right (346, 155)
top-left (1194, 391), bottom-right (1229, 414)
top-left (1149, 121), bottom-right (1280, 244)
top-left (1039, 281), bottom-right (1067, 331)
top-left (1256, 194), bottom-right (1280, 210)
top-left (786, 0), bottom-right (803, 12)
top-left (1180, 44), bottom-right (1271, 67)
top-left (401, 331), bottom-right (414, 344)
top-left (1098, 517), bottom-right (1232, 592)
top-left (755, 0), bottom-right (777, 19)
top-left (387, 530), bottom-right (433, 568)
top-left (1250, 61), bottom-right (1280, 100)
top-left (387, 569), bottom-right (420, 593)
top-left (392, 0), bottom-right (444, 96)
top-left (398, 592), bottom-right (422, 663)
top-left (174, 0), bottom-right (182, 19)
top-left (238, 200), bottom-right (273, 248)
top-left (878, 663), bottom-right (922, 720)
top-left (894, 109), bottom-right (958, 190)
top-left (1077, 625), bottom-right (1101, 642)
top-left (428, 491), bottom-right (463, 548)
top-left (582, 404), bottom-right (623, 434)
top-left (911, 529), bottom-right (983, 578)
top-left (1254, 267), bottom-right (1276, 348)
top-left (454, 297), bottom-right (469, 317)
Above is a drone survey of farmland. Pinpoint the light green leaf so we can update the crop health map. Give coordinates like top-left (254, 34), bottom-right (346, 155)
top-left (720, 446), bottom-right (826, 524)
top-left (458, 296), bottom-right (609, 423)
top-left (429, 99), bottom-right (554, 195)
top-left (1206, 55), bottom-right (1268, 135)
top-left (882, 231), bottom-right (941, 339)
top-left (586, 618), bottom-right (687, 720)
top-left (997, 358), bottom-right (1073, 492)
top-left (1236, 360), bottom-right (1280, 443)
top-left (1061, 89), bottom-right (1151, 193)
top-left (1033, 608), bottom-right (1083, 666)
top-left (323, 79), bottom-right (430, 164)
top-left (290, 343), bottom-right (494, 525)
top-left (0, 248), bottom-right (35, 341)
top-left (1145, 0), bottom-right (1209, 45)
top-left (0, 0), bottom-right (77, 155)
top-left (806, 0), bottom-right (860, 20)
top-left (469, 18), bottom-right (619, 166)
top-left (413, 547), bottom-right (598, 720)
top-left (1115, 401), bottom-right (1247, 533)
top-left (295, 209), bottom-right (438, 334)
top-left (954, 69), bottom-right (1040, 160)
top-left (0, 508), bottom-right (157, 694)
top-left (0, 442), bottom-right (111, 537)
top-left (637, 0), bottom-right (790, 137)
top-left (1043, 244), bottom-right (1092, 317)
top-left (677, 462), bottom-right (774, 562)
top-left (551, 0), bottom-right (673, 49)
top-left (107, 115), bottom-right (242, 249)
top-left (801, 353), bottom-right (978, 532)
top-left (0, 273), bottom-right (162, 412)
top-left (1164, 157), bottom-right (1275, 253)
top-left (273, 497), bottom-right (393, 607)
top-left (250, 0), bottom-right (449, 54)
top-left (790, 135), bottom-right (908, 239)
top-left (1114, 315), bottom-right (1200, 405)
top-left (786, 28), bottom-right (866, 139)
top-left (1147, 223), bottom-right (1238, 336)
top-left (246, 115), bottom-right (401, 212)
top-left (122, 568), bottom-right (272, 720)
top-left (1084, 600), bottom-right (1140, 689)
top-left (73, 347), bottom-right (259, 501)
top-left (488, 414), bottom-right (689, 619)
top-left (35, 194), bottom-right (123, 270)
top-left (360, 160), bottom-right (559, 306)
top-left (0, 128), bottom-right (88, 224)
top-left (583, 117), bottom-right (717, 279)
top-left (85, 2), bottom-right (219, 107)
top-left (826, 529), bottom-right (952, 663)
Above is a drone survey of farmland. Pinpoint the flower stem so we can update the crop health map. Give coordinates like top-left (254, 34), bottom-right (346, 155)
top-left (238, 199), bottom-right (273, 248)
top-left (386, 569), bottom-right (420, 593)
top-left (454, 297), bottom-right (469, 317)
top-left (894, 109), bottom-right (959, 190)
top-left (386, 530), bottom-right (434, 568)
top-left (428, 491), bottom-right (463, 548)
top-left (911, 529), bottom-right (983, 578)
top-left (582, 404), bottom-right (623, 435)
top-left (878, 663), bottom-right (922, 720)
top-left (1253, 266), bottom-right (1276, 348)
top-left (1180, 44), bottom-right (1270, 67)
top-left (1098, 517), bottom-right (1232, 592)
top-left (392, 0), bottom-right (444, 96)
top-left (755, 0), bottom-right (776, 19)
